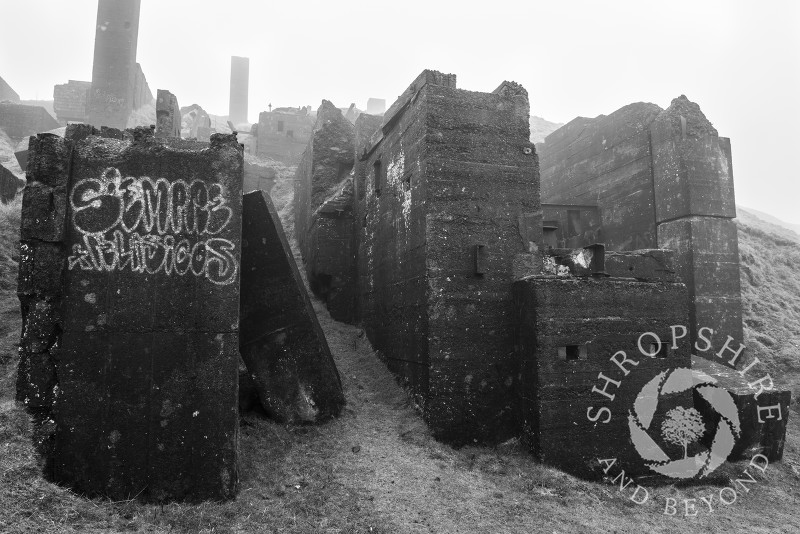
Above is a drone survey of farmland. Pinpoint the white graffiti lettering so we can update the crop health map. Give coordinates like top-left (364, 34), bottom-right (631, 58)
top-left (68, 167), bottom-right (238, 286)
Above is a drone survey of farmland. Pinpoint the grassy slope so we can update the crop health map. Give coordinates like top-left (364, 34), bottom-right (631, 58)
top-left (0, 186), bottom-right (799, 533)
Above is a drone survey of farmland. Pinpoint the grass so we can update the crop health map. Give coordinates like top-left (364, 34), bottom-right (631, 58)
top-left (0, 189), bottom-right (799, 532)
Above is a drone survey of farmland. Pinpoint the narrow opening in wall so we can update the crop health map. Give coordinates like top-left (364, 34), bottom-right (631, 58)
top-left (650, 342), bottom-right (669, 358)
top-left (558, 345), bottom-right (587, 361)
top-left (277, 120), bottom-right (284, 132)
top-left (373, 160), bottom-right (382, 197)
top-left (287, 130), bottom-right (294, 139)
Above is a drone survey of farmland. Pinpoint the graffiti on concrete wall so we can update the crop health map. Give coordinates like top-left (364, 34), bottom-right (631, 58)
top-left (67, 167), bottom-right (238, 285)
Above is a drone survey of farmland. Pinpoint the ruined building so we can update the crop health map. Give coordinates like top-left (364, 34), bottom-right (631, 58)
top-left (55, 0), bottom-right (152, 128)
top-left (256, 106), bottom-right (314, 164)
top-left (294, 100), bottom-right (356, 322)
top-left (536, 98), bottom-right (741, 355)
top-left (293, 69), bottom-right (789, 476)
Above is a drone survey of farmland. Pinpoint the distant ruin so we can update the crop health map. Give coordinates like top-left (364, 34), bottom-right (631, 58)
top-left (256, 106), bottom-right (314, 164)
top-left (229, 56), bottom-right (249, 125)
top-left (155, 89), bottom-right (181, 138)
top-left (53, 0), bottom-right (153, 129)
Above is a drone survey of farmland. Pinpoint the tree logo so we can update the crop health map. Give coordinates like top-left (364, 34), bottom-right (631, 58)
top-left (628, 367), bottom-right (741, 479)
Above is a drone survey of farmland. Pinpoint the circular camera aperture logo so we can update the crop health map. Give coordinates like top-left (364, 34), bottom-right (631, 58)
top-left (628, 367), bottom-right (741, 479)
top-left (585, 325), bottom-right (787, 517)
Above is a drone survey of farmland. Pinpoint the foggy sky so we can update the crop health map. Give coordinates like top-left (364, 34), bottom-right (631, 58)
top-left (1, 0), bottom-right (798, 224)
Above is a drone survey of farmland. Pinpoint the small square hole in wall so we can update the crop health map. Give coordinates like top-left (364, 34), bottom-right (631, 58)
top-left (650, 342), bottom-right (669, 358)
top-left (558, 345), bottom-right (587, 361)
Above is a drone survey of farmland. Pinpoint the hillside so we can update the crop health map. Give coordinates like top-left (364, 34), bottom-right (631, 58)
top-left (0, 174), bottom-right (798, 532)
top-left (737, 207), bottom-right (800, 401)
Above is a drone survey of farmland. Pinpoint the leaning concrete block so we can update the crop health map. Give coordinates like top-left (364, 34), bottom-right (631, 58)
top-left (240, 190), bottom-right (345, 424)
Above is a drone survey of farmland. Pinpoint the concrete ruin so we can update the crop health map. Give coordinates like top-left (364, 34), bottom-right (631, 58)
top-left (53, 80), bottom-right (92, 124)
top-left (0, 102), bottom-right (60, 139)
top-left (537, 97), bottom-right (741, 356)
top-left (240, 191), bottom-right (345, 423)
top-left (85, 0), bottom-right (152, 129)
top-left (290, 70), bottom-right (790, 476)
top-left (181, 104), bottom-right (213, 141)
top-left (1, 75), bottom-right (20, 103)
top-left (256, 106), bottom-right (314, 164)
top-left (155, 89), bottom-right (181, 138)
top-left (229, 56), bottom-right (249, 125)
top-left (516, 248), bottom-right (692, 477)
top-left (17, 125), bottom-right (243, 501)
top-left (294, 71), bottom-right (541, 443)
top-left (294, 101), bottom-right (356, 322)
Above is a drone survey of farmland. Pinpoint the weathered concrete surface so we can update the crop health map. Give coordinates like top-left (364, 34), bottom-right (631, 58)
top-left (515, 274), bottom-right (691, 478)
top-left (538, 102), bottom-right (662, 251)
top-left (155, 89), bottom-right (181, 138)
top-left (229, 56), bottom-right (249, 125)
top-left (53, 80), bottom-right (92, 123)
top-left (537, 95), bottom-right (743, 367)
top-left (1, 162), bottom-right (23, 203)
top-left (17, 124), bottom-right (242, 501)
top-left (240, 190), bottom-right (345, 424)
top-left (541, 204), bottom-right (601, 249)
top-left (256, 106), bottom-right (314, 164)
top-left (355, 70), bottom-right (540, 444)
top-left (294, 100), bottom-right (356, 322)
top-left (0, 103), bottom-right (60, 138)
top-left (651, 96), bottom-right (741, 354)
top-left (307, 176), bottom-right (356, 322)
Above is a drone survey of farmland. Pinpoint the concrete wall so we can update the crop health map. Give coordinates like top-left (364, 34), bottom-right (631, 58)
top-left (541, 204), bottom-right (602, 249)
top-left (515, 271), bottom-right (691, 478)
top-left (294, 101), bottom-right (356, 322)
top-left (16, 125), bottom-right (243, 501)
top-left (54, 80), bottom-right (92, 123)
top-left (538, 103), bottom-right (661, 251)
top-left (537, 96), bottom-right (742, 363)
top-left (355, 70), bottom-right (540, 443)
top-left (256, 108), bottom-right (314, 164)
